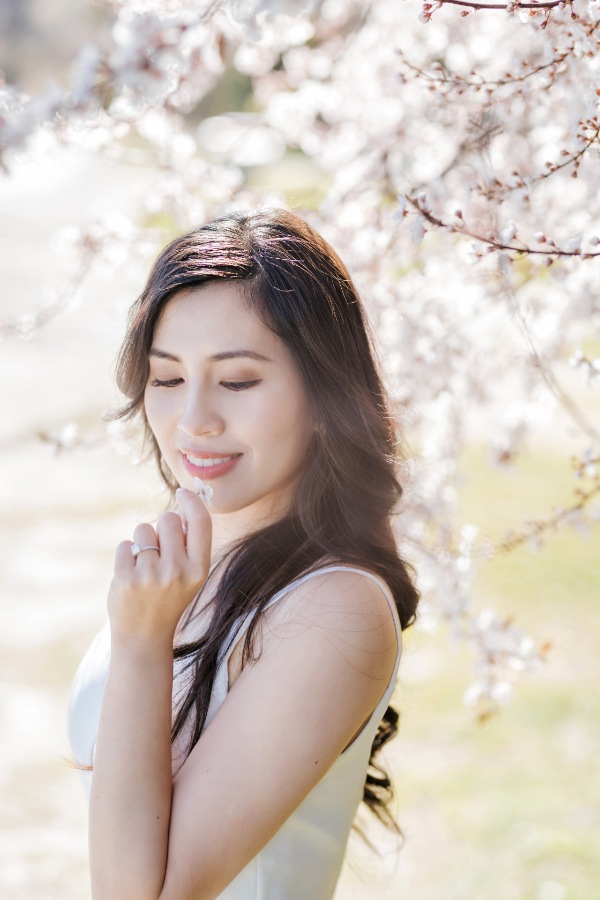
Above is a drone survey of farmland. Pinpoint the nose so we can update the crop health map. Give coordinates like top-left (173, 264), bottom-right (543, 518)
top-left (177, 383), bottom-right (224, 438)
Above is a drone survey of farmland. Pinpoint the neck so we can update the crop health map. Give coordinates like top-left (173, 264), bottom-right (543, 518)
top-left (209, 492), bottom-right (294, 558)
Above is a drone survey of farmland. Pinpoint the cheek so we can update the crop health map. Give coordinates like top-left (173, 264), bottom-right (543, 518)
top-left (143, 389), bottom-right (159, 434)
top-left (143, 389), bottom-right (177, 443)
top-left (259, 381), bottom-right (313, 456)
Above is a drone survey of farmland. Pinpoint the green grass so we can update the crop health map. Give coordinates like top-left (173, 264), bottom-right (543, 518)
top-left (459, 446), bottom-right (599, 612)
top-left (372, 444), bottom-right (600, 899)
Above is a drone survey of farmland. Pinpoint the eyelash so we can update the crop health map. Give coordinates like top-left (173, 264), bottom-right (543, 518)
top-left (150, 378), bottom-right (183, 388)
top-left (222, 380), bottom-right (262, 391)
top-left (149, 378), bottom-right (262, 392)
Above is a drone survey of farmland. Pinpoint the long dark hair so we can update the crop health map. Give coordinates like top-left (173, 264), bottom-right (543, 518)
top-left (113, 208), bottom-right (419, 832)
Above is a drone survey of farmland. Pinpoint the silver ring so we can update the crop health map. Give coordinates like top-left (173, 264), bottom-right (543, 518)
top-left (131, 543), bottom-right (160, 558)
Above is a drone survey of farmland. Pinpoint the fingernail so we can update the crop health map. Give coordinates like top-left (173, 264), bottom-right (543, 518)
top-left (193, 477), bottom-right (213, 508)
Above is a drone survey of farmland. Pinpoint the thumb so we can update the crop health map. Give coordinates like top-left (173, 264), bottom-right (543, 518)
top-left (192, 476), bottom-right (214, 508)
top-left (175, 487), bottom-right (212, 568)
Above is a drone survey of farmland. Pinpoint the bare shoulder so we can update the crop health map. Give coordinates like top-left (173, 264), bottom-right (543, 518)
top-left (255, 567), bottom-right (401, 685)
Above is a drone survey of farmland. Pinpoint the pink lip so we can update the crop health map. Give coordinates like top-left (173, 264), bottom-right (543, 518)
top-left (181, 451), bottom-right (242, 481)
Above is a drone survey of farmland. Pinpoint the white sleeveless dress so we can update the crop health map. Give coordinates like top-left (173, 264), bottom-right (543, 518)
top-left (68, 565), bottom-right (403, 899)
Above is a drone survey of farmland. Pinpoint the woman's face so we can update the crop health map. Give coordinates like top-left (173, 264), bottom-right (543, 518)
top-left (144, 281), bottom-right (315, 526)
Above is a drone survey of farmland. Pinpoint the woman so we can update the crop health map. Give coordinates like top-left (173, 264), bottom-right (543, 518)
top-left (69, 208), bottom-right (419, 899)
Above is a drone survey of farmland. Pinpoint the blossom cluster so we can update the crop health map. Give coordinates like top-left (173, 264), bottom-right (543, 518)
top-left (2, 0), bottom-right (598, 716)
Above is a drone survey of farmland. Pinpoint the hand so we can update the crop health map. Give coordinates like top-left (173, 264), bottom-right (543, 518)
top-left (108, 488), bottom-right (212, 645)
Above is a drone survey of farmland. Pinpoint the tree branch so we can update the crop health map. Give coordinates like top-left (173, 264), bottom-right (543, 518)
top-left (479, 120), bottom-right (600, 200)
top-left (404, 194), bottom-right (600, 260)
top-left (400, 49), bottom-right (571, 90)
top-left (489, 482), bottom-right (600, 553)
top-left (433, 0), bottom-right (569, 10)
top-left (501, 281), bottom-right (600, 444)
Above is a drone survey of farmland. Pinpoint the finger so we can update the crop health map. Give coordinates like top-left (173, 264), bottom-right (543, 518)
top-left (155, 511), bottom-right (186, 559)
top-left (132, 523), bottom-right (159, 548)
top-left (115, 540), bottom-right (136, 574)
top-left (130, 523), bottom-right (160, 565)
top-left (175, 487), bottom-right (212, 571)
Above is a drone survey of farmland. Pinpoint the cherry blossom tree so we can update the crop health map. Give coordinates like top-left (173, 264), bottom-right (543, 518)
top-left (2, 0), bottom-right (598, 717)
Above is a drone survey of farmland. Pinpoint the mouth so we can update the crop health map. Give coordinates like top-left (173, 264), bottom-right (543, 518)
top-left (181, 451), bottom-right (242, 481)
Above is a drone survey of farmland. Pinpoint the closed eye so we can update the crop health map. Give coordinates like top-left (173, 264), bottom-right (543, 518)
top-left (221, 380), bottom-right (262, 391)
top-left (150, 378), bottom-right (184, 388)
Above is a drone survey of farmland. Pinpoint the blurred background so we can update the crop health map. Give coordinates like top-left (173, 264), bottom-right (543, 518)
top-left (1, 1), bottom-right (599, 898)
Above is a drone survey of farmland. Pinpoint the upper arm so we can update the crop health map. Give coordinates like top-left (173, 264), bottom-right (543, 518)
top-left (159, 571), bottom-right (400, 900)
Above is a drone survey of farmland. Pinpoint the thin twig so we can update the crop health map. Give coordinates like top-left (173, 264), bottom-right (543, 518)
top-left (435, 0), bottom-right (568, 10)
top-left (479, 122), bottom-right (600, 199)
top-left (491, 482), bottom-right (600, 553)
top-left (501, 281), bottom-right (600, 444)
top-left (405, 195), bottom-right (600, 259)
top-left (398, 47), bottom-right (573, 91)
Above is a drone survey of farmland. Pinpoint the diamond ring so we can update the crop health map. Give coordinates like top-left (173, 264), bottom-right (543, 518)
top-left (131, 543), bottom-right (160, 558)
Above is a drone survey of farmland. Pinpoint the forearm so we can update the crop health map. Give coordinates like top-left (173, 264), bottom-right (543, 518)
top-left (89, 636), bottom-right (174, 900)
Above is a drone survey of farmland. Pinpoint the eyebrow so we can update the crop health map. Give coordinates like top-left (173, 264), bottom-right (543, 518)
top-left (148, 348), bottom-right (272, 363)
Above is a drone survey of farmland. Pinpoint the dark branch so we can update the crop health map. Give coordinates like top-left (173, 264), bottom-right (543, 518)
top-left (397, 47), bottom-right (573, 91)
top-left (404, 195), bottom-right (600, 260)
top-left (435, 0), bottom-right (568, 9)
top-left (479, 122), bottom-right (600, 200)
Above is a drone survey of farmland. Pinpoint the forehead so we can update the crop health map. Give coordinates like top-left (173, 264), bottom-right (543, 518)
top-left (153, 281), bottom-right (278, 354)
